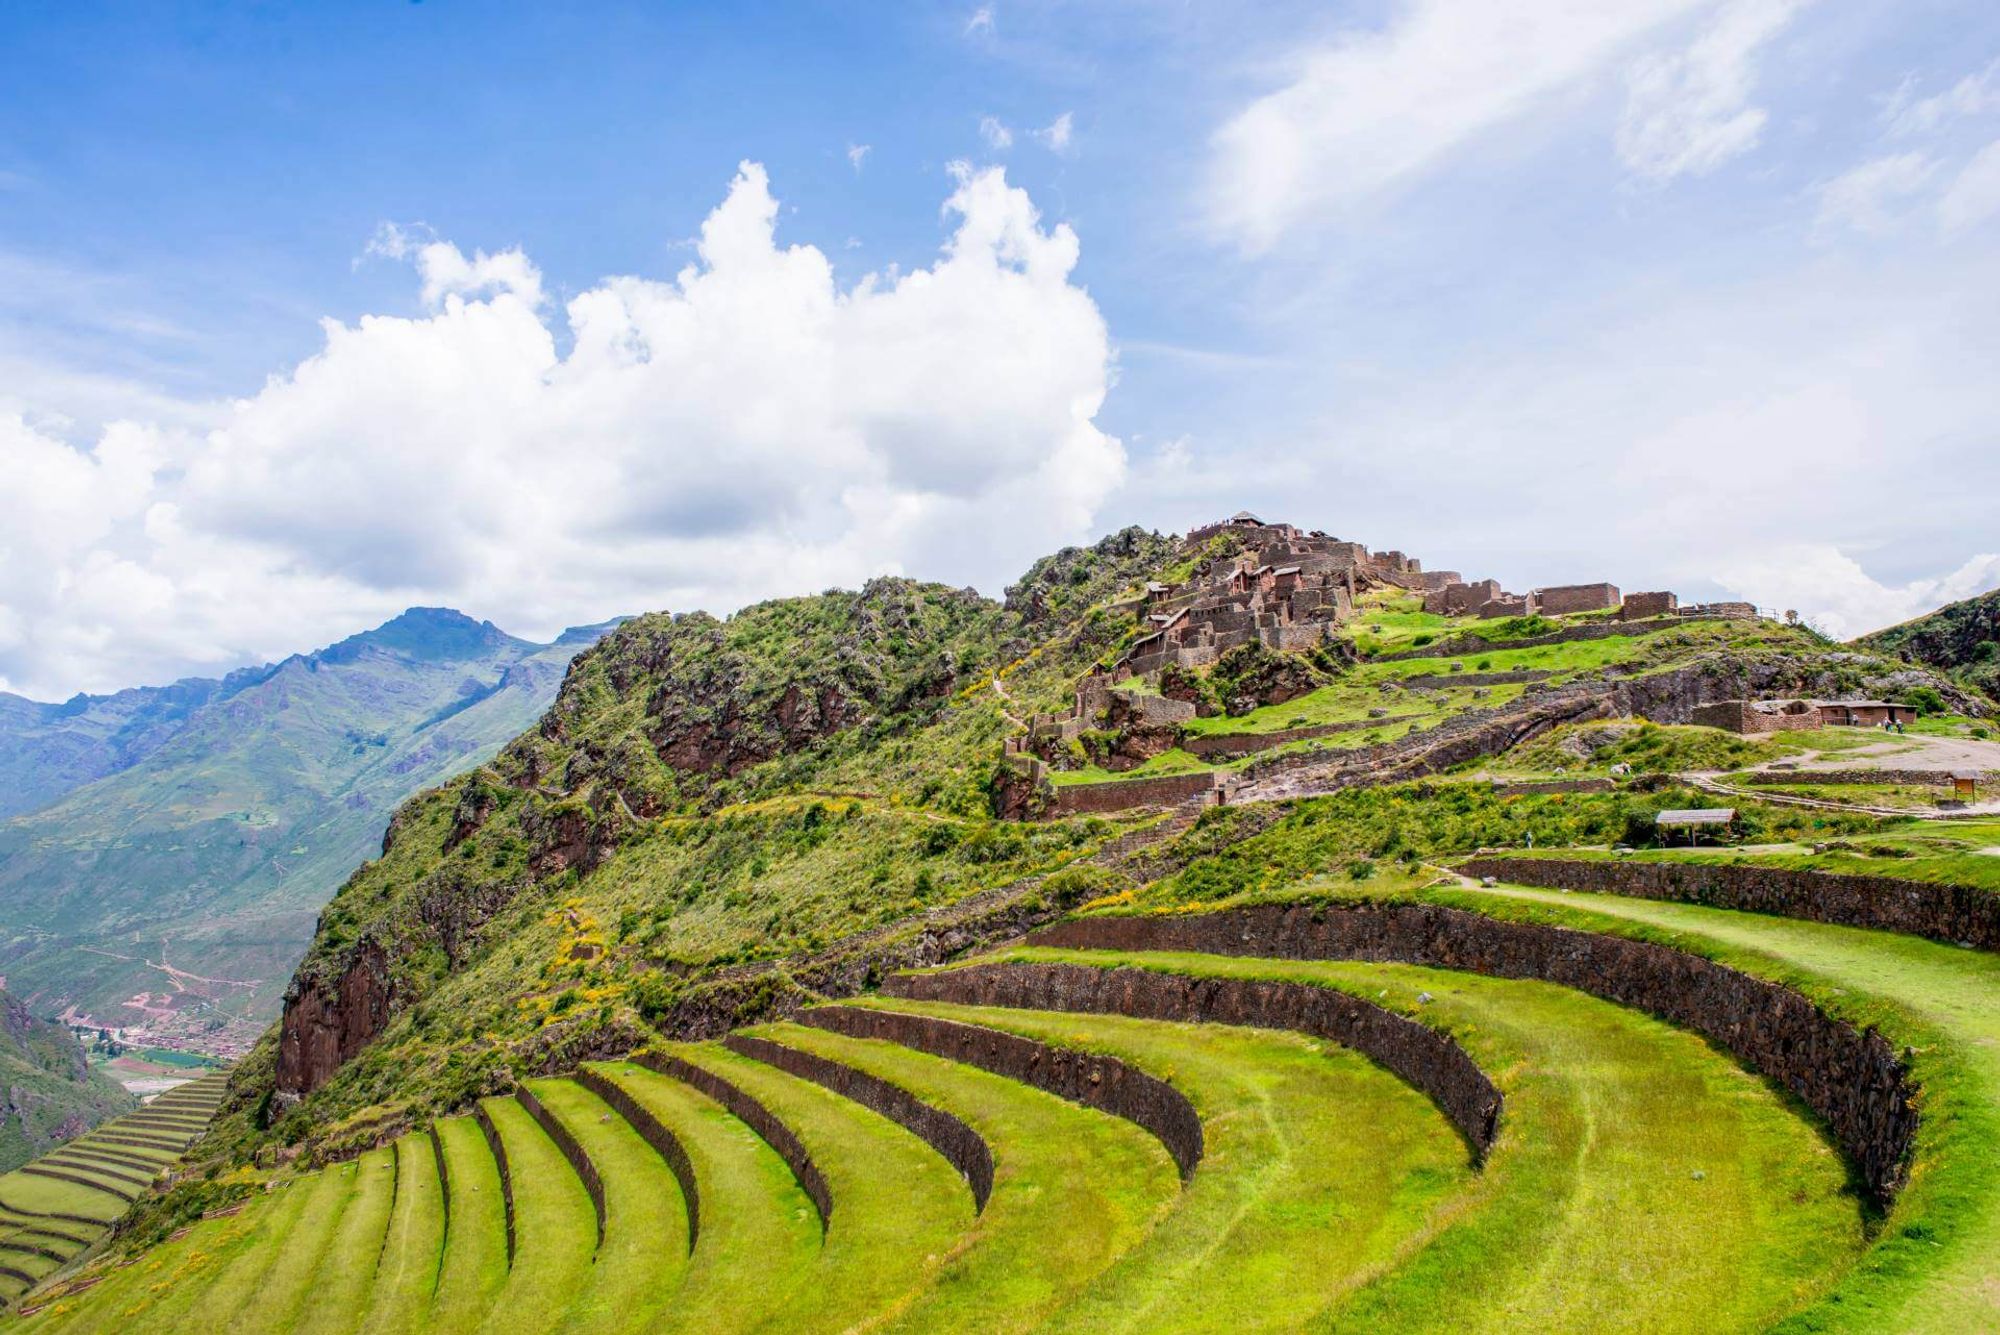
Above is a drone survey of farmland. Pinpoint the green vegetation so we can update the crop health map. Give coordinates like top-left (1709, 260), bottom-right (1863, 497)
top-left (478, 1097), bottom-right (596, 1329)
top-left (1453, 880), bottom-right (2000, 1330)
top-left (762, 1019), bottom-right (1180, 1332)
top-left (429, 1117), bottom-right (507, 1332)
top-left (992, 947), bottom-right (1860, 1332)
top-left (0, 994), bottom-right (132, 1175)
top-left (670, 1040), bottom-right (972, 1330)
top-left (527, 1079), bottom-right (688, 1332)
top-left (586, 1062), bottom-right (821, 1332)
top-left (849, 996), bottom-right (1468, 1332)
top-left (361, 1134), bottom-right (445, 1333)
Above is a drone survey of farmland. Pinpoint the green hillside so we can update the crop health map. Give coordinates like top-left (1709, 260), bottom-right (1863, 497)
top-left (0, 994), bottom-right (131, 1175)
top-left (0, 611), bottom-right (622, 1057)
top-left (13, 517), bottom-right (2000, 1329)
top-left (1856, 585), bottom-right (2000, 705)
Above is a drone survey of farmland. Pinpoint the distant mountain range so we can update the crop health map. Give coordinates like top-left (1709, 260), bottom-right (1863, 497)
top-left (0, 608), bottom-right (623, 1056)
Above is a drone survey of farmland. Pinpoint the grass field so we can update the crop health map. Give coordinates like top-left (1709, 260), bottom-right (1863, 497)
top-left (1459, 881), bottom-right (2000, 1331)
top-left (759, 1019), bottom-right (1180, 1332)
top-left (993, 946), bottom-right (1864, 1333)
top-left (846, 996), bottom-right (1470, 1332)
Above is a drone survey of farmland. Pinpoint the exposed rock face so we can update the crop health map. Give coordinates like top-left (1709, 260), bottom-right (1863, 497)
top-left (1211, 642), bottom-right (1330, 716)
top-left (1035, 901), bottom-right (1918, 1206)
top-left (1081, 691), bottom-right (1191, 772)
top-left (273, 937), bottom-right (394, 1107)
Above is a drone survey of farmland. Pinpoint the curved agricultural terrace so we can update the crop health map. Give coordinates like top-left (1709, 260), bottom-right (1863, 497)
top-left (19, 852), bottom-right (2000, 1332)
top-left (0, 1071), bottom-right (230, 1311)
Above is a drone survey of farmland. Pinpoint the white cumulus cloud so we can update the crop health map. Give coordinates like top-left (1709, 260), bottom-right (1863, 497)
top-left (0, 163), bottom-right (1123, 699)
top-left (1716, 546), bottom-right (2000, 639)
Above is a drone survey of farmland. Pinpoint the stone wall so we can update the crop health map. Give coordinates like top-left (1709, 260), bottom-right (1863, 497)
top-left (1534, 583), bottom-right (1621, 616)
top-left (1689, 700), bottom-right (1820, 734)
top-left (573, 1068), bottom-right (700, 1250)
top-left (1746, 769), bottom-right (1989, 787)
top-left (1181, 714), bottom-right (1423, 759)
top-left (1033, 901), bottom-right (1916, 1205)
top-left (1621, 591), bottom-right (1678, 621)
top-left (632, 1050), bottom-right (832, 1229)
top-left (797, 1004), bottom-right (1204, 1180)
top-left (472, 1102), bottom-right (516, 1265)
top-left (515, 1086), bottom-right (605, 1249)
top-left (886, 961), bottom-right (1500, 1159)
top-left (1049, 771), bottom-right (1229, 817)
top-left (1459, 855), bottom-right (2000, 952)
top-left (724, 1033), bottom-right (993, 1210)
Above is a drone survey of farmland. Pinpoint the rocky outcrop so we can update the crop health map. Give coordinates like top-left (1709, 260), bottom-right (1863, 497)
top-left (1460, 855), bottom-right (2000, 953)
top-left (798, 1004), bottom-right (1204, 1179)
top-left (885, 961), bottom-right (1499, 1158)
top-left (273, 937), bottom-right (394, 1106)
top-left (1035, 901), bottom-right (1918, 1206)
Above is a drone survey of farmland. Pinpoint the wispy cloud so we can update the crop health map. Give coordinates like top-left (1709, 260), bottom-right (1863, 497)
top-left (847, 142), bottom-right (871, 172)
top-left (979, 115), bottom-right (1014, 150)
top-left (1884, 58), bottom-right (2000, 136)
top-left (965, 6), bottom-right (994, 38)
top-left (1940, 138), bottom-right (2000, 235)
top-left (1204, 0), bottom-right (1716, 251)
top-left (1035, 111), bottom-right (1075, 154)
top-left (1814, 152), bottom-right (1937, 236)
top-left (1615, 0), bottom-right (1812, 181)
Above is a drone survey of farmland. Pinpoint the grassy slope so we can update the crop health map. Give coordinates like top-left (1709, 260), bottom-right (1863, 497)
top-left (851, 997), bottom-right (1468, 1333)
top-left (524, 1078), bottom-right (688, 1334)
top-left (475, 1097), bottom-right (596, 1332)
top-left (584, 1062), bottom-right (821, 1334)
top-left (758, 1020), bottom-right (1179, 1333)
top-left (429, 1117), bottom-right (507, 1334)
top-left (1461, 881), bottom-right (2000, 1331)
top-left (293, 1146), bottom-right (397, 1335)
top-left (668, 1040), bottom-right (972, 1331)
top-left (997, 947), bottom-right (1860, 1333)
top-left (363, 1133), bottom-right (446, 1334)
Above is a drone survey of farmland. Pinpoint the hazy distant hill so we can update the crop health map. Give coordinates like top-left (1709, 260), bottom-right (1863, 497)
top-left (0, 608), bottom-right (622, 1055)
top-left (0, 988), bottom-right (132, 1173)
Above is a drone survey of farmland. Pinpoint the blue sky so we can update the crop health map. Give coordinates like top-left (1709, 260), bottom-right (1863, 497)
top-left (4, 1), bottom-right (1999, 697)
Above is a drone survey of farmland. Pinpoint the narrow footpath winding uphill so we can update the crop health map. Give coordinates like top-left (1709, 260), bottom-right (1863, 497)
top-left (24, 858), bottom-right (2000, 1331)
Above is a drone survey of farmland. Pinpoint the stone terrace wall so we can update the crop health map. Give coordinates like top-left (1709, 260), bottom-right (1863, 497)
top-left (798, 1004), bottom-right (1204, 1180)
top-left (472, 1102), bottom-right (516, 1265)
top-left (515, 1086), bottom-right (605, 1249)
top-left (725, 1033), bottom-right (993, 1210)
top-left (1375, 615), bottom-right (1704, 663)
top-left (633, 1050), bottom-right (832, 1229)
top-left (573, 1069), bottom-right (701, 1250)
top-left (888, 961), bottom-right (1499, 1158)
top-left (1034, 901), bottom-right (1917, 1205)
top-left (1050, 771), bottom-right (1226, 817)
top-left (1744, 769), bottom-right (1990, 787)
top-left (1460, 855), bottom-right (2000, 952)
top-left (1535, 583), bottom-right (1620, 616)
top-left (1181, 714), bottom-right (1423, 760)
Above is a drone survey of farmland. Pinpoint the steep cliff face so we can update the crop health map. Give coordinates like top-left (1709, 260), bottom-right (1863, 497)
top-left (273, 938), bottom-right (394, 1107)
